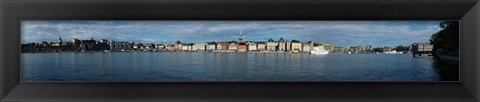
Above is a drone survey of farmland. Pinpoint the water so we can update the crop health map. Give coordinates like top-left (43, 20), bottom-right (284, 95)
top-left (21, 52), bottom-right (459, 82)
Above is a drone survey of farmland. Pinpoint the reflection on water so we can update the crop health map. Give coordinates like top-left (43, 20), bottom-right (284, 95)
top-left (21, 52), bottom-right (459, 81)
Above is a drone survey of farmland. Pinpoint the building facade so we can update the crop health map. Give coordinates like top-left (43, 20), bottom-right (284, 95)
top-left (302, 43), bottom-right (311, 52)
top-left (216, 42), bottom-right (228, 50)
top-left (192, 43), bottom-right (205, 51)
top-left (110, 42), bottom-right (132, 51)
top-left (286, 41), bottom-right (291, 51)
top-left (383, 47), bottom-right (392, 52)
top-left (277, 37), bottom-right (286, 51)
top-left (257, 42), bottom-right (266, 51)
top-left (266, 39), bottom-right (276, 51)
top-left (228, 42), bottom-right (237, 51)
top-left (248, 42), bottom-right (257, 51)
top-left (290, 40), bottom-right (302, 52)
top-left (333, 47), bottom-right (347, 53)
top-left (166, 44), bottom-right (175, 51)
top-left (238, 42), bottom-right (248, 52)
top-left (320, 43), bottom-right (334, 52)
top-left (206, 42), bottom-right (216, 51)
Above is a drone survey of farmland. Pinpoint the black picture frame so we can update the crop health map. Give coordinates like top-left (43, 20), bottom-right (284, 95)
top-left (1, 0), bottom-right (479, 102)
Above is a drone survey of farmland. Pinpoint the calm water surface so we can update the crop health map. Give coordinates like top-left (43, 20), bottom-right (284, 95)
top-left (21, 52), bottom-right (459, 81)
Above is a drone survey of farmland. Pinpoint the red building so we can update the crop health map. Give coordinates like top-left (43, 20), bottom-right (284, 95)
top-left (237, 42), bottom-right (248, 52)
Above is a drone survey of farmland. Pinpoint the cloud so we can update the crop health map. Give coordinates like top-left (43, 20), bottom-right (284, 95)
top-left (21, 20), bottom-right (446, 47)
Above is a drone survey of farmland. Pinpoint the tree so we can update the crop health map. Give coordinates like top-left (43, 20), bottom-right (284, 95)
top-left (373, 47), bottom-right (383, 52)
top-left (429, 21), bottom-right (459, 56)
top-left (394, 45), bottom-right (410, 52)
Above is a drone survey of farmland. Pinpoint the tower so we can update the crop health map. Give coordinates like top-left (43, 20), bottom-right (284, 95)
top-left (238, 30), bottom-right (243, 42)
top-left (58, 36), bottom-right (63, 46)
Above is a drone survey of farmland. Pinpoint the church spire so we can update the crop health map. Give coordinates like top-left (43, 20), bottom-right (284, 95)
top-left (58, 36), bottom-right (63, 46)
top-left (239, 30), bottom-right (243, 42)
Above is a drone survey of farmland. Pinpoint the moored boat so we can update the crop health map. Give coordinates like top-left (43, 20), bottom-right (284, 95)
top-left (384, 50), bottom-right (403, 54)
top-left (310, 46), bottom-right (329, 54)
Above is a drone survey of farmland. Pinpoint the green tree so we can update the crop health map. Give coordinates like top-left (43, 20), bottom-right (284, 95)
top-left (429, 21), bottom-right (459, 56)
top-left (373, 47), bottom-right (383, 52)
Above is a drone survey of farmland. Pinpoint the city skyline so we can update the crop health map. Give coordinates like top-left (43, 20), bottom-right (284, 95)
top-left (21, 21), bottom-right (444, 47)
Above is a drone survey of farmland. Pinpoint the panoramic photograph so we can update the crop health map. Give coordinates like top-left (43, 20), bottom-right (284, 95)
top-left (20, 21), bottom-right (459, 82)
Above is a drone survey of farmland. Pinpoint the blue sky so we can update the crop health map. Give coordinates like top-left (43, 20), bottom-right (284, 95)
top-left (21, 21), bottom-right (444, 47)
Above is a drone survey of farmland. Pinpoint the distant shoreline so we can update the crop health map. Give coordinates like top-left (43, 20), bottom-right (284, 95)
top-left (21, 50), bottom-right (412, 55)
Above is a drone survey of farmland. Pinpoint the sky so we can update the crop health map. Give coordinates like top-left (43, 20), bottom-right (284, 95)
top-left (21, 20), bottom-right (445, 47)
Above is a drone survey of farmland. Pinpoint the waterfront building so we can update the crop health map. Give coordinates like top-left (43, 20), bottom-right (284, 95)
top-left (257, 42), bottom-right (266, 51)
top-left (186, 43), bottom-right (194, 51)
top-left (319, 43), bottom-right (334, 52)
top-left (333, 47), bottom-right (347, 53)
top-left (41, 41), bottom-right (50, 47)
top-left (193, 43), bottom-right (206, 51)
top-left (228, 41), bottom-right (238, 51)
top-left (79, 43), bottom-right (86, 50)
top-left (248, 42), bottom-right (257, 51)
top-left (206, 42), bottom-right (217, 51)
top-left (277, 37), bottom-right (286, 51)
top-left (383, 47), bottom-right (392, 52)
top-left (72, 38), bottom-right (81, 46)
top-left (348, 45), bottom-right (371, 53)
top-left (216, 42), bottom-right (228, 50)
top-left (349, 46), bottom-right (360, 53)
top-left (266, 39), bottom-right (276, 51)
top-left (290, 40), bottom-right (302, 52)
top-left (108, 42), bottom-right (116, 50)
top-left (99, 39), bottom-right (109, 44)
top-left (367, 45), bottom-right (374, 52)
top-left (82, 41), bottom-right (110, 51)
top-left (166, 44), bottom-right (175, 51)
top-left (286, 41), bottom-right (291, 51)
top-left (302, 43), bottom-right (311, 52)
top-left (360, 46), bottom-right (367, 52)
top-left (307, 41), bottom-right (314, 51)
top-left (174, 41), bottom-right (182, 51)
top-left (181, 44), bottom-right (188, 51)
top-left (80, 38), bottom-right (96, 44)
top-left (50, 43), bottom-right (62, 47)
top-left (238, 42), bottom-right (248, 52)
top-left (411, 43), bottom-right (433, 52)
top-left (216, 42), bottom-right (222, 50)
top-left (110, 42), bottom-right (131, 51)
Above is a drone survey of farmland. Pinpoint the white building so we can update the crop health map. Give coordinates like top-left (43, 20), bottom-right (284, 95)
top-left (248, 42), bottom-right (257, 51)
top-left (266, 39), bottom-right (276, 51)
top-left (278, 37), bottom-right (286, 51)
top-left (182, 45), bottom-right (189, 51)
top-left (193, 43), bottom-right (206, 51)
top-left (206, 42), bottom-right (216, 51)
top-left (228, 42), bottom-right (237, 51)
top-left (302, 43), bottom-right (311, 52)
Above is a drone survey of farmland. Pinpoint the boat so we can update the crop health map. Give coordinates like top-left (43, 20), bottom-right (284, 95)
top-left (310, 46), bottom-right (329, 54)
top-left (384, 50), bottom-right (403, 54)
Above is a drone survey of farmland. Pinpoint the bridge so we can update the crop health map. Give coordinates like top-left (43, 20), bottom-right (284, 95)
top-left (411, 43), bottom-right (433, 57)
